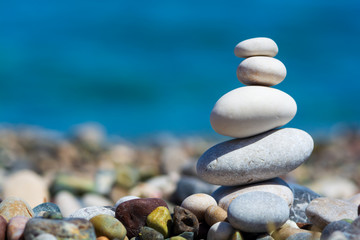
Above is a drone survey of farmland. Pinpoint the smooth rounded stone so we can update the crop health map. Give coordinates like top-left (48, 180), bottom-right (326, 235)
top-left (115, 198), bottom-right (168, 238)
top-left (146, 206), bottom-right (172, 238)
top-left (167, 237), bottom-right (186, 240)
top-left (207, 221), bottom-right (235, 240)
top-left (53, 191), bottom-right (82, 217)
top-left (96, 237), bottom-right (110, 240)
top-left (95, 169), bottom-right (116, 195)
top-left (236, 57), bottom-right (286, 86)
top-left (32, 233), bottom-right (57, 240)
top-left (0, 197), bottom-right (34, 221)
top-left (234, 37), bottom-right (278, 58)
top-left (341, 216), bottom-right (360, 240)
top-left (197, 128), bottom-right (313, 186)
top-left (23, 218), bottom-right (96, 240)
top-left (286, 232), bottom-right (320, 240)
top-left (228, 191), bottom-right (290, 233)
top-left (347, 193), bottom-right (360, 205)
top-left (139, 226), bottom-right (164, 240)
top-left (209, 86), bottom-right (297, 138)
top-left (288, 183), bottom-right (321, 223)
top-left (305, 197), bottom-right (358, 230)
top-left (204, 205), bottom-right (227, 226)
top-left (81, 193), bottom-right (113, 207)
top-left (172, 206), bottom-right (199, 236)
top-left (212, 178), bottom-right (293, 211)
top-left (171, 176), bottom-right (218, 205)
top-left (0, 215), bottom-right (7, 240)
top-left (321, 220), bottom-right (351, 240)
top-left (69, 206), bottom-right (115, 220)
top-left (7, 216), bottom-right (29, 240)
top-left (90, 214), bottom-right (126, 239)
top-left (180, 193), bottom-right (217, 222)
top-left (33, 202), bottom-right (62, 218)
top-left (115, 196), bottom-right (140, 208)
top-left (3, 170), bottom-right (50, 208)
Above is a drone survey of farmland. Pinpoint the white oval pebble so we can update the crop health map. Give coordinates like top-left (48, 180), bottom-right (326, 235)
top-left (236, 56), bottom-right (286, 86)
top-left (180, 193), bottom-right (217, 221)
top-left (234, 37), bottom-right (278, 58)
top-left (207, 221), bottom-right (235, 240)
top-left (210, 86), bottom-right (296, 138)
top-left (227, 191), bottom-right (289, 233)
top-left (196, 128), bottom-right (313, 186)
top-left (212, 178), bottom-right (293, 211)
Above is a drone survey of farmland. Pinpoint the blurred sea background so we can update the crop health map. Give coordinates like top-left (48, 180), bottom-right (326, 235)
top-left (1, 0), bottom-right (360, 139)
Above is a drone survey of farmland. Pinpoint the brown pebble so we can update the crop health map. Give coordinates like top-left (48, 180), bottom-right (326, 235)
top-left (0, 215), bottom-right (7, 240)
top-left (204, 205), bottom-right (227, 226)
top-left (271, 226), bottom-right (321, 240)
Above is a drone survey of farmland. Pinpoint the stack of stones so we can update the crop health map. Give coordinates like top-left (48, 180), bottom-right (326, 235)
top-left (196, 37), bottom-right (315, 234)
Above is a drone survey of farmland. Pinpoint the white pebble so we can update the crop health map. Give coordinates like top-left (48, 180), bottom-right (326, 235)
top-left (234, 37), bottom-right (278, 58)
top-left (181, 193), bottom-right (217, 221)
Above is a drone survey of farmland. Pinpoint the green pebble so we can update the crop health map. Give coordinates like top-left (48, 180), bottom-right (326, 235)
top-left (116, 165), bottom-right (140, 189)
top-left (90, 214), bottom-right (127, 239)
top-left (229, 231), bottom-right (244, 240)
top-left (146, 206), bottom-right (172, 238)
top-left (167, 237), bottom-right (186, 240)
top-left (139, 226), bottom-right (164, 240)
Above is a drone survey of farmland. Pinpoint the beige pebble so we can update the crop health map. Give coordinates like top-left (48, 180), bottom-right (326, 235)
top-left (181, 193), bottom-right (217, 221)
top-left (204, 205), bottom-right (227, 226)
top-left (0, 197), bottom-right (34, 221)
top-left (236, 56), bottom-right (286, 86)
top-left (271, 226), bottom-right (321, 240)
top-left (210, 86), bottom-right (296, 138)
top-left (3, 170), bottom-right (49, 208)
top-left (7, 216), bottom-right (29, 240)
top-left (234, 37), bottom-right (278, 58)
top-left (53, 191), bottom-right (82, 218)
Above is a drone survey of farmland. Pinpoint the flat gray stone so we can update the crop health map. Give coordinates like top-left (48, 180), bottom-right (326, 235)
top-left (196, 128), bottom-right (314, 186)
top-left (227, 191), bottom-right (289, 233)
top-left (212, 178), bottom-right (293, 211)
top-left (305, 197), bottom-right (358, 230)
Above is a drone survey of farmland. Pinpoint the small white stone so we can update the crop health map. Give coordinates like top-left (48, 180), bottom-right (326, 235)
top-left (236, 56), bottom-right (287, 86)
top-left (197, 128), bottom-right (313, 186)
top-left (212, 178), bottom-right (293, 211)
top-left (234, 37), bottom-right (278, 58)
top-left (207, 221), bottom-right (235, 240)
top-left (181, 193), bottom-right (217, 221)
top-left (54, 191), bottom-right (82, 218)
top-left (210, 86), bottom-right (296, 138)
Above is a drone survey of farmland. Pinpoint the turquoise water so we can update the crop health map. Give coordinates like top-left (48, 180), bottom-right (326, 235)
top-left (0, 1), bottom-right (360, 138)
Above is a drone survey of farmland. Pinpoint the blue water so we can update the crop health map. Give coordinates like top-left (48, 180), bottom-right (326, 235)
top-left (0, 0), bottom-right (360, 138)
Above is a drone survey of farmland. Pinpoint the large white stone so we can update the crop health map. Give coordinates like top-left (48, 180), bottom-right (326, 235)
top-left (236, 56), bottom-right (287, 86)
top-left (196, 128), bottom-right (314, 186)
top-left (210, 86), bottom-right (296, 138)
top-left (234, 37), bottom-right (278, 58)
top-left (212, 178), bottom-right (293, 211)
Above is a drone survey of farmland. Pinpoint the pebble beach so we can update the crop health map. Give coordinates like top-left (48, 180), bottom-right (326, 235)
top-left (0, 38), bottom-right (360, 240)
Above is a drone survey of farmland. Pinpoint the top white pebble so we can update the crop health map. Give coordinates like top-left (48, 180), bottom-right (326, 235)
top-left (234, 37), bottom-right (278, 58)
